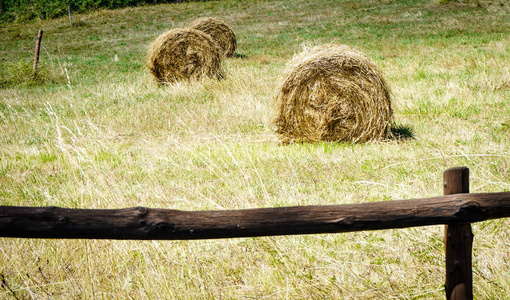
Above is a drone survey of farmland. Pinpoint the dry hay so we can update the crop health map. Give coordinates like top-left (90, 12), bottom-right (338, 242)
top-left (188, 17), bottom-right (237, 58)
top-left (274, 44), bottom-right (393, 144)
top-left (146, 28), bottom-right (223, 83)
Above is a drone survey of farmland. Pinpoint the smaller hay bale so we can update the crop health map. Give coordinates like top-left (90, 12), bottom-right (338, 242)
top-left (189, 17), bottom-right (237, 58)
top-left (274, 44), bottom-right (393, 144)
top-left (146, 28), bottom-right (223, 83)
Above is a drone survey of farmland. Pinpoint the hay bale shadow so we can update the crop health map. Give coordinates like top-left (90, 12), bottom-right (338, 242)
top-left (389, 124), bottom-right (414, 141)
top-left (234, 53), bottom-right (247, 59)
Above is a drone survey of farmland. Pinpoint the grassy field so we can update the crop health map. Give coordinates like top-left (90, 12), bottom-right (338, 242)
top-left (1, 0), bottom-right (510, 298)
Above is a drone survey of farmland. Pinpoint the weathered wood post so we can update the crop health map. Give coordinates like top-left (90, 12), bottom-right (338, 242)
top-left (32, 30), bottom-right (43, 77)
top-left (444, 167), bottom-right (473, 300)
top-left (68, 5), bottom-right (73, 26)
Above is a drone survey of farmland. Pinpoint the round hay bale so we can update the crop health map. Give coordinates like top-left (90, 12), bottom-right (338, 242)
top-left (188, 17), bottom-right (237, 58)
top-left (274, 44), bottom-right (393, 144)
top-left (146, 28), bottom-right (223, 83)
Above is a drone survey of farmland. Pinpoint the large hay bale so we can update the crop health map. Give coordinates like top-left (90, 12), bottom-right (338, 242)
top-left (274, 44), bottom-right (393, 144)
top-left (188, 17), bottom-right (237, 58)
top-left (146, 28), bottom-right (223, 83)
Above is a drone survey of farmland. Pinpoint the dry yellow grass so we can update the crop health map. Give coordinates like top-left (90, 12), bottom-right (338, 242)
top-left (0, 0), bottom-right (509, 299)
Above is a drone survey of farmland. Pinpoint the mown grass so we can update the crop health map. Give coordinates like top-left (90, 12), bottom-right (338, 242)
top-left (1, 0), bottom-right (510, 298)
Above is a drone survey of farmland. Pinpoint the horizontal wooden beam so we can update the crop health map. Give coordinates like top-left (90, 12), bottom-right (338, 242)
top-left (1, 192), bottom-right (510, 240)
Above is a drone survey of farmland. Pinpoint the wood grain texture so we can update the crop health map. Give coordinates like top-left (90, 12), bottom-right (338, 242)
top-left (1, 191), bottom-right (509, 240)
top-left (32, 30), bottom-right (43, 75)
top-left (444, 167), bottom-right (473, 300)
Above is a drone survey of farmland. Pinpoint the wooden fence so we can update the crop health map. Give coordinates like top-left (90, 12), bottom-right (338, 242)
top-left (1, 167), bottom-right (510, 299)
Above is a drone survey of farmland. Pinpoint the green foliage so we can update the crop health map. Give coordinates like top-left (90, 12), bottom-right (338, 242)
top-left (0, 0), bottom-right (194, 23)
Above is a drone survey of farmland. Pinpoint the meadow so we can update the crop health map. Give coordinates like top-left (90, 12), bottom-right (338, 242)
top-left (1, 0), bottom-right (510, 298)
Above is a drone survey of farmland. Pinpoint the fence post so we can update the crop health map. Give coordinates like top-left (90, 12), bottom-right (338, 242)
top-left (444, 167), bottom-right (473, 300)
top-left (32, 30), bottom-right (43, 77)
top-left (68, 5), bottom-right (73, 26)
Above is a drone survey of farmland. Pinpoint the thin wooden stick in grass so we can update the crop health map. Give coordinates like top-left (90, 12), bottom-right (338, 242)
top-left (68, 5), bottom-right (72, 26)
top-left (32, 30), bottom-right (43, 77)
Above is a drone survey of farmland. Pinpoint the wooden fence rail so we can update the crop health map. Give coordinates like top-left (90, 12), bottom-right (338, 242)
top-left (1, 167), bottom-right (509, 299)
top-left (1, 191), bottom-right (509, 240)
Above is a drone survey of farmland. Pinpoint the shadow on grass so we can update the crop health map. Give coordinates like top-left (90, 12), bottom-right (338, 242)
top-left (234, 53), bottom-right (248, 59)
top-left (275, 124), bottom-right (415, 146)
top-left (389, 123), bottom-right (415, 141)
top-left (71, 20), bottom-right (88, 27)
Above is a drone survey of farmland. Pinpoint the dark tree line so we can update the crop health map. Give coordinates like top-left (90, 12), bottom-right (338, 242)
top-left (0, 0), bottom-right (202, 23)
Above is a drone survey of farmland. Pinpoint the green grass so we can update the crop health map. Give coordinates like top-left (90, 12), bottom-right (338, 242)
top-left (1, 0), bottom-right (510, 298)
